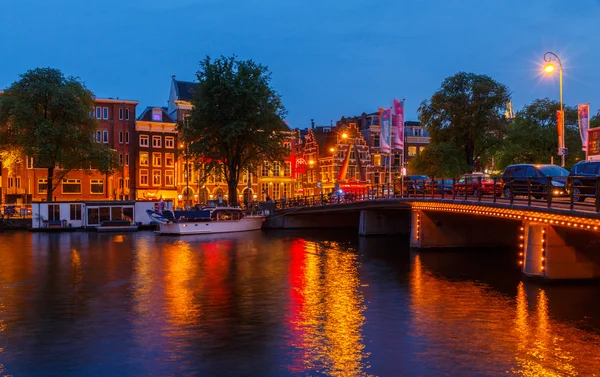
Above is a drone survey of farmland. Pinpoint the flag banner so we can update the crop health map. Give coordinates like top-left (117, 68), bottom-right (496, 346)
top-left (557, 110), bottom-right (564, 149)
top-left (337, 144), bottom-right (353, 181)
top-left (379, 107), bottom-right (391, 154)
top-left (578, 104), bottom-right (590, 151)
top-left (392, 99), bottom-right (405, 150)
top-left (354, 145), bottom-right (367, 181)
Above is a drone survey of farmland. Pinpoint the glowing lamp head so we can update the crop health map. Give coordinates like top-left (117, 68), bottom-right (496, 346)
top-left (342, 133), bottom-right (348, 139)
top-left (309, 160), bottom-right (314, 166)
top-left (329, 147), bottom-right (335, 152)
top-left (544, 64), bottom-right (555, 73)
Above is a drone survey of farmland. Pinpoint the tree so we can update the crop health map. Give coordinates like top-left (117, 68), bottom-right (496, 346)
top-left (0, 68), bottom-right (117, 202)
top-left (418, 72), bottom-right (510, 172)
top-left (408, 142), bottom-right (470, 178)
top-left (495, 98), bottom-right (584, 170)
top-left (181, 56), bottom-right (288, 206)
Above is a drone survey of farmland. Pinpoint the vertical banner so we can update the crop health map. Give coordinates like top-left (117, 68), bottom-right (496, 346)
top-left (379, 107), bottom-right (391, 154)
top-left (392, 99), bottom-right (405, 150)
top-left (578, 104), bottom-right (590, 151)
top-left (556, 110), bottom-right (565, 150)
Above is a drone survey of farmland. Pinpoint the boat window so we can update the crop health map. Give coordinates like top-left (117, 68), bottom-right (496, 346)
top-left (123, 207), bottom-right (134, 222)
top-left (111, 207), bottom-right (123, 221)
top-left (99, 207), bottom-right (111, 222)
top-left (88, 208), bottom-right (99, 225)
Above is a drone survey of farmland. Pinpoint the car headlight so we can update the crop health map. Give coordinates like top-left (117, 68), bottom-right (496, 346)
top-left (551, 180), bottom-right (565, 187)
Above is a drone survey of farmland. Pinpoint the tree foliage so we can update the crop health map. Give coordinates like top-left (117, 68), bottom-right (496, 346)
top-left (418, 72), bottom-right (510, 171)
top-left (495, 98), bottom-right (584, 170)
top-left (181, 56), bottom-right (288, 205)
top-left (408, 142), bottom-right (469, 178)
top-left (0, 67), bottom-right (117, 202)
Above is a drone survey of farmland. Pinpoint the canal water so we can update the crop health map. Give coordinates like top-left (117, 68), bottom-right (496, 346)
top-left (0, 230), bottom-right (599, 377)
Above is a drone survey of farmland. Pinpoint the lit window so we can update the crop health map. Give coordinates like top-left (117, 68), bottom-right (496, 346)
top-left (152, 136), bottom-right (161, 148)
top-left (152, 152), bottom-right (161, 167)
top-left (152, 170), bottom-right (161, 186)
top-left (140, 169), bottom-right (148, 185)
top-left (140, 135), bottom-right (149, 147)
top-left (165, 153), bottom-right (174, 167)
top-left (165, 170), bottom-right (174, 186)
top-left (165, 136), bottom-right (174, 148)
top-left (139, 152), bottom-right (149, 166)
top-left (408, 146), bottom-right (417, 157)
top-left (90, 179), bottom-right (104, 194)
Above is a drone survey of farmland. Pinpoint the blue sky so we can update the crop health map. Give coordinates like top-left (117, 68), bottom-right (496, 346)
top-left (2, 0), bottom-right (599, 128)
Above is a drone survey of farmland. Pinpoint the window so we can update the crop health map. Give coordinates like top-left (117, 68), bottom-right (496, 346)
top-left (96, 107), bottom-right (102, 119)
top-left (125, 178), bottom-right (130, 189)
top-left (165, 153), bottom-right (174, 167)
top-left (48, 204), bottom-right (60, 221)
top-left (16, 177), bottom-right (21, 189)
top-left (261, 162), bottom-right (270, 177)
top-left (126, 132), bottom-right (129, 144)
top-left (152, 109), bottom-right (162, 121)
top-left (90, 109), bottom-right (95, 118)
top-left (119, 131), bottom-right (123, 144)
top-left (165, 136), bottom-right (174, 148)
top-left (140, 135), bottom-right (149, 147)
top-left (7, 177), bottom-right (13, 188)
top-left (70, 204), bottom-right (82, 220)
top-left (152, 136), bottom-right (161, 148)
top-left (284, 162), bottom-right (291, 177)
top-left (374, 134), bottom-right (380, 148)
top-left (62, 178), bottom-right (82, 194)
top-left (140, 169), bottom-right (149, 185)
top-left (38, 179), bottom-right (48, 194)
top-left (152, 152), bottom-right (161, 166)
top-left (374, 154), bottom-right (381, 166)
top-left (96, 131), bottom-right (102, 143)
top-left (119, 178), bottom-right (124, 189)
top-left (261, 183), bottom-right (269, 200)
top-left (273, 162), bottom-right (281, 177)
top-left (408, 146), bottom-right (417, 157)
top-left (273, 183), bottom-right (280, 200)
top-left (152, 170), bottom-right (161, 186)
top-left (125, 108), bottom-right (130, 120)
top-left (414, 128), bottom-right (422, 137)
top-left (125, 154), bottom-right (129, 166)
top-left (103, 107), bottom-right (108, 119)
top-left (26, 157), bottom-right (34, 169)
top-left (139, 152), bottom-right (149, 166)
top-left (103, 130), bottom-right (108, 143)
top-left (165, 170), bottom-right (174, 186)
top-left (119, 154), bottom-right (123, 165)
top-left (119, 108), bottom-right (123, 120)
top-left (87, 208), bottom-right (99, 225)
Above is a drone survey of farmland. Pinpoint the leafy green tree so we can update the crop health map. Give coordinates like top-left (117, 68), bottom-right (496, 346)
top-left (408, 142), bottom-right (469, 178)
top-left (0, 68), bottom-right (118, 202)
top-left (495, 98), bottom-right (584, 170)
top-left (180, 56), bottom-right (288, 205)
top-left (418, 72), bottom-right (510, 172)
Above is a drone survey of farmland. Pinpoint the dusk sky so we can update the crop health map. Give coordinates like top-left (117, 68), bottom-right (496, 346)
top-left (2, 0), bottom-right (599, 128)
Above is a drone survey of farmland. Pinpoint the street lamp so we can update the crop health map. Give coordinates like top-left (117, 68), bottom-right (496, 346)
top-left (543, 51), bottom-right (565, 167)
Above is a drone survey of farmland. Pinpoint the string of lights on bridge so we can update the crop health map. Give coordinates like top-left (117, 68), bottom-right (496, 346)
top-left (409, 202), bottom-right (600, 233)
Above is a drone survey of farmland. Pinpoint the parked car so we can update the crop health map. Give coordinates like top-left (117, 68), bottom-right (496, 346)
top-left (568, 160), bottom-right (600, 202)
top-left (501, 164), bottom-right (569, 199)
top-left (398, 175), bottom-right (429, 196)
top-left (425, 178), bottom-right (454, 194)
top-left (454, 173), bottom-right (501, 196)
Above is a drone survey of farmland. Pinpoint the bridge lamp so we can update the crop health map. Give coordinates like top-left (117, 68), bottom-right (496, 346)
top-left (342, 133), bottom-right (348, 140)
top-left (542, 51), bottom-right (564, 167)
top-left (329, 147), bottom-right (335, 153)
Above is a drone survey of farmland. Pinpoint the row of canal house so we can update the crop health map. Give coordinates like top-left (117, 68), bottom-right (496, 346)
top-left (1, 76), bottom-right (429, 205)
top-left (293, 113), bottom-right (430, 198)
top-left (0, 77), bottom-right (299, 207)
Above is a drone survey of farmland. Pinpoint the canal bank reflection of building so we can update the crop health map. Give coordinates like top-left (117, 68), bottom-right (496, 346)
top-left (410, 253), bottom-right (600, 376)
top-left (286, 239), bottom-right (370, 377)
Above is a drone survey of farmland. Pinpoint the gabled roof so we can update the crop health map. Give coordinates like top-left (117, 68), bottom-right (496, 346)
top-left (174, 80), bottom-right (198, 102)
top-left (137, 106), bottom-right (174, 123)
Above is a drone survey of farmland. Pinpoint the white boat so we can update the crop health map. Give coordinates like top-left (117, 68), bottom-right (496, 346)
top-left (147, 206), bottom-right (265, 235)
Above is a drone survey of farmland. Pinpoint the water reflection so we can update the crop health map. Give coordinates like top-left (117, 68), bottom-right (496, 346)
top-left (286, 239), bottom-right (369, 377)
top-left (411, 253), bottom-right (600, 376)
top-left (0, 231), bottom-right (599, 376)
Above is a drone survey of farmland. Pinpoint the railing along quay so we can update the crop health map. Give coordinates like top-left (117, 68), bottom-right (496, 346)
top-left (266, 176), bottom-right (600, 214)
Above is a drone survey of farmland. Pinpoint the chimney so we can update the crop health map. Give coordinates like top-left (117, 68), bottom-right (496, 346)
top-left (311, 119), bottom-right (315, 129)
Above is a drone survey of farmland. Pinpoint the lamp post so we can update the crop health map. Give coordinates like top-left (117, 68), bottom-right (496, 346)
top-left (543, 51), bottom-right (565, 167)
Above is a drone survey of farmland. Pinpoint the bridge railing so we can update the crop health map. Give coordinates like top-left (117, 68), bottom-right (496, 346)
top-left (272, 176), bottom-right (600, 213)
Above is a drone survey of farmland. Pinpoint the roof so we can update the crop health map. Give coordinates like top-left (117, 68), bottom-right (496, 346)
top-left (95, 98), bottom-right (139, 105)
top-left (174, 80), bottom-right (198, 102)
top-left (137, 107), bottom-right (175, 123)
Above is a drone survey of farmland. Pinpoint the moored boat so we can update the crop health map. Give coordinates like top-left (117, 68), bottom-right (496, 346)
top-left (147, 206), bottom-right (264, 235)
